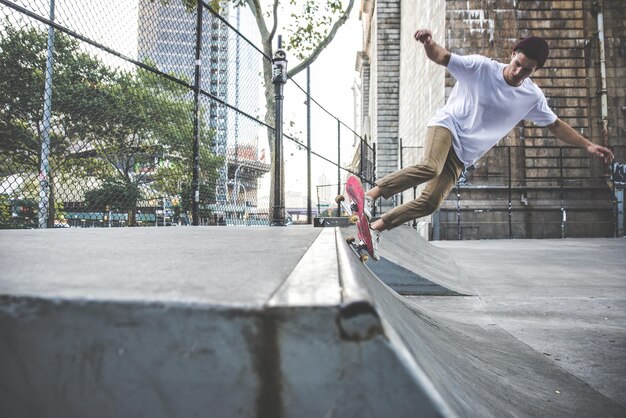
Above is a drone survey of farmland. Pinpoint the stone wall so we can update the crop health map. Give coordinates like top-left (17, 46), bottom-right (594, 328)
top-left (357, 0), bottom-right (625, 238)
top-left (397, 0), bottom-right (447, 235)
top-left (438, 0), bottom-right (624, 239)
top-left (374, 0), bottom-right (402, 179)
top-left (586, 0), bottom-right (626, 163)
top-left (358, 0), bottom-right (402, 213)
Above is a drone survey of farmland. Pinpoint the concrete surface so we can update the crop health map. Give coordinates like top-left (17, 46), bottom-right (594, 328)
top-left (0, 227), bottom-right (444, 418)
top-left (0, 227), bottom-right (323, 306)
top-left (429, 237), bottom-right (626, 409)
top-left (375, 226), bottom-right (473, 295)
top-left (1, 225), bottom-right (624, 417)
top-left (341, 225), bottom-right (625, 417)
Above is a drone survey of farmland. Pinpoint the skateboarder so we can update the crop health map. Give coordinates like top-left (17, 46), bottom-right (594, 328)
top-left (365, 29), bottom-right (614, 235)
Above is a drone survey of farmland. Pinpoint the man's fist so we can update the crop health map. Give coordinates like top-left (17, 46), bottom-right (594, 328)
top-left (414, 29), bottom-right (433, 45)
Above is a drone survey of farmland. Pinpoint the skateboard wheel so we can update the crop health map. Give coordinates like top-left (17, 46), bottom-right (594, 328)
top-left (346, 236), bottom-right (356, 244)
top-left (335, 194), bottom-right (345, 204)
top-left (360, 254), bottom-right (369, 263)
top-left (349, 215), bottom-right (359, 224)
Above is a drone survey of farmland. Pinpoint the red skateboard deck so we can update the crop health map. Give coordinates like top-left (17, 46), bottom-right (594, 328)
top-left (335, 176), bottom-right (378, 262)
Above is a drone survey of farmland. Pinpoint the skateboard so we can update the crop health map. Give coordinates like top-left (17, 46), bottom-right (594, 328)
top-left (335, 175), bottom-right (378, 263)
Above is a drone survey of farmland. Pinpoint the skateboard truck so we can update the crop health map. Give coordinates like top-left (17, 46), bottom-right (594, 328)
top-left (335, 194), bottom-right (359, 224)
top-left (345, 235), bottom-right (370, 263)
top-left (336, 195), bottom-right (370, 261)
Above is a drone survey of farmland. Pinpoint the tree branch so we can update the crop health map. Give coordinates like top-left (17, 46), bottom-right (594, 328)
top-left (246, 0), bottom-right (270, 40)
top-left (287, 0), bottom-right (356, 78)
top-left (268, 0), bottom-right (280, 43)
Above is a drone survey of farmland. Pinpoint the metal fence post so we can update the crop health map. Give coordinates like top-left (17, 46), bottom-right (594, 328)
top-left (456, 182), bottom-right (461, 240)
top-left (560, 147), bottom-right (566, 238)
top-left (271, 37), bottom-right (287, 226)
top-left (360, 137), bottom-right (365, 181)
top-left (508, 146), bottom-right (513, 238)
top-left (373, 143), bottom-right (377, 184)
top-left (38, 0), bottom-right (55, 229)
top-left (191, 1), bottom-right (203, 226)
top-left (337, 120), bottom-right (341, 216)
top-left (306, 66), bottom-right (312, 224)
top-left (399, 138), bottom-right (404, 205)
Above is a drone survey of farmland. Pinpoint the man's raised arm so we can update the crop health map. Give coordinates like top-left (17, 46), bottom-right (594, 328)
top-left (547, 118), bottom-right (614, 164)
top-left (414, 29), bottom-right (451, 66)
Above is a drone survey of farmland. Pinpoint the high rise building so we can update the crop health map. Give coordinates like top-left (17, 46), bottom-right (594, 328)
top-left (137, 1), bottom-right (269, 224)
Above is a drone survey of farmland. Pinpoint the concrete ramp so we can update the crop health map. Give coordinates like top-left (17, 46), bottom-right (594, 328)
top-left (1, 226), bottom-right (623, 417)
top-left (339, 228), bottom-right (624, 418)
top-left (375, 226), bottom-right (474, 295)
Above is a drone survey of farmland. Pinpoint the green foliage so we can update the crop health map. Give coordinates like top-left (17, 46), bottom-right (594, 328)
top-left (84, 179), bottom-right (141, 212)
top-left (0, 194), bottom-right (11, 226)
top-left (0, 22), bottom-right (116, 175)
top-left (285, 0), bottom-right (346, 60)
top-left (0, 22), bottom-right (221, 222)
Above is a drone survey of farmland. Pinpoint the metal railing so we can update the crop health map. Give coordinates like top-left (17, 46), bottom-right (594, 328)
top-left (398, 141), bottom-right (624, 239)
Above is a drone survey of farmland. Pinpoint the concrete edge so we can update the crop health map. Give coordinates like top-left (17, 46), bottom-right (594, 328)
top-left (333, 227), bottom-right (457, 418)
top-left (267, 228), bottom-right (341, 308)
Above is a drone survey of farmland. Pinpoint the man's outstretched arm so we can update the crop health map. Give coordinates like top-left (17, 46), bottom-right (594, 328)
top-left (414, 29), bottom-right (451, 66)
top-left (547, 118), bottom-right (614, 164)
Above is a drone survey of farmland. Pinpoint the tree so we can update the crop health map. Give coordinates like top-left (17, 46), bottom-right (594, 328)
top-left (84, 179), bottom-right (141, 212)
top-left (243, 0), bottom-right (357, 221)
top-left (0, 23), bottom-right (117, 225)
top-left (0, 194), bottom-right (11, 228)
top-left (94, 65), bottom-right (223, 224)
top-left (0, 23), bottom-right (222, 227)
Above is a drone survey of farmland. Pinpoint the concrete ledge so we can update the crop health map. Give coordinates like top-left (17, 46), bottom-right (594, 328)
top-left (0, 227), bottom-right (444, 418)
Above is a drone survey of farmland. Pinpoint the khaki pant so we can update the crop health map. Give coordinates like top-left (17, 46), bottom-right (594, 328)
top-left (376, 126), bottom-right (464, 230)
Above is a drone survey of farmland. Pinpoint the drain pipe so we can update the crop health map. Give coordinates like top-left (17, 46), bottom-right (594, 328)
top-left (593, 1), bottom-right (609, 147)
top-left (593, 1), bottom-right (621, 236)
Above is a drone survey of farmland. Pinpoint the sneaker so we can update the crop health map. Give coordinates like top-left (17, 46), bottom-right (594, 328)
top-left (364, 195), bottom-right (375, 220)
top-left (369, 226), bottom-right (381, 261)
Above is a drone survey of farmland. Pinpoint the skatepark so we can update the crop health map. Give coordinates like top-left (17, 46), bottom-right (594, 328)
top-left (1, 225), bottom-right (624, 417)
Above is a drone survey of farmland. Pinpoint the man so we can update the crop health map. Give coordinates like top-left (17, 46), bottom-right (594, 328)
top-left (366, 29), bottom-right (614, 235)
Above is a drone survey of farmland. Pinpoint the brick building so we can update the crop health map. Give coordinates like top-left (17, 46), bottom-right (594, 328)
top-left (357, 0), bottom-right (625, 239)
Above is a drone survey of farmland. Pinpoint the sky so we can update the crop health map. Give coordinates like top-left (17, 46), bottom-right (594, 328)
top-left (279, 2), bottom-right (363, 200)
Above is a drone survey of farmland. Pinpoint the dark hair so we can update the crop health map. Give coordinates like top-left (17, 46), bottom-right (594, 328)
top-left (513, 36), bottom-right (549, 68)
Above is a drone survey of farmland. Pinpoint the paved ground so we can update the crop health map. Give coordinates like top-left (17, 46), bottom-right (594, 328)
top-left (0, 226), bottom-right (322, 306)
top-left (340, 225), bottom-right (626, 416)
top-left (424, 237), bottom-right (626, 409)
top-left (1, 225), bottom-right (624, 417)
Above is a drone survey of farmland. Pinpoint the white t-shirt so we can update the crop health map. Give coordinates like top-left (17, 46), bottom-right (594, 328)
top-left (429, 53), bottom-right (558, 166)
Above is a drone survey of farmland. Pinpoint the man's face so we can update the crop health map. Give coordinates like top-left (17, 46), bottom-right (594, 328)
top-left (503, 51), bottom-right (539, 86)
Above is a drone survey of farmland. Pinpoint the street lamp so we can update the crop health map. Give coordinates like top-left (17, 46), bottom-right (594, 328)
top-left (271, 37), bottom-right (287, 226)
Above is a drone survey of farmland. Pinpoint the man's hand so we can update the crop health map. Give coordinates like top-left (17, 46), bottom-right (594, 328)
top-left (548, 118), bottom-right (614, 165)
top-left (414, 28), bottom-right (451, 66)
top-left (414, 29), bottom-right (433, 45)
top-left (587, 143), bottom-right (614, 164)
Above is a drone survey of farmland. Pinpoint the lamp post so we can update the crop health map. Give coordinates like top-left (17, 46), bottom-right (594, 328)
top-left (271, 38), bottom-right (287, 226)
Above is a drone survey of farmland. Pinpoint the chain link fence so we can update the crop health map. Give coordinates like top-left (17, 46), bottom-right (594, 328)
top-left (0, 0), bottom-right (373, 229)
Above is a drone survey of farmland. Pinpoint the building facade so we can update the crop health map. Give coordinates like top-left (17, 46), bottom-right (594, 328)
top-left (357, 0), bottom-right (625, 239)
top-left (138, 1), bottom-right (269, 224)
